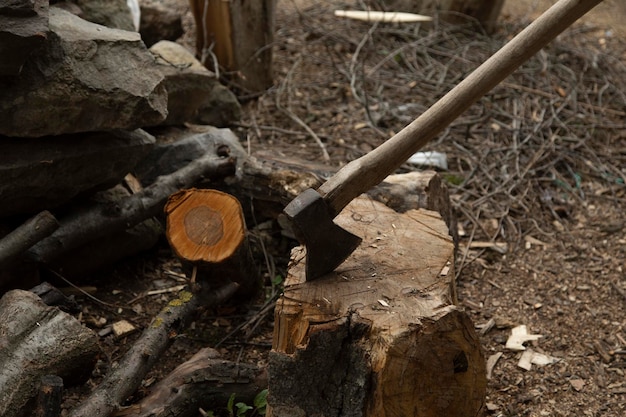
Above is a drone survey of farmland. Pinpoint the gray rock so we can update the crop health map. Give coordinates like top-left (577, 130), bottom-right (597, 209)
top-left (0, 0), bottom-right (49, 76)
top-left (149, 40), bottom-right (240, 127)
top-left (139, 1), bottom-right (183, 47)
top-left (0, 129), bottom-right (155, 217)
top-left (0, 7), bottom-right (168, 137)
top-left (73, 0), bottom-right (136, 31)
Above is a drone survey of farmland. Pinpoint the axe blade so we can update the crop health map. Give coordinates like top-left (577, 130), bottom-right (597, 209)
top-left (283, 188), bottom-right (362, 281)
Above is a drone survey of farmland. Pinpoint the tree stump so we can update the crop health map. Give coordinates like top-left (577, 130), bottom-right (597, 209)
top-left (269, 196), bottom-right (485, 417)
top-left (189, 0), bottom-right (276, 92)
top-left (165, 188), bottom-right (259, 296)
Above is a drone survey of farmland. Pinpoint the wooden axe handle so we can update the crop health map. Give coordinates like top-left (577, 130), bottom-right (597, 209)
top-left (317, 0), bottom-right (603, 216)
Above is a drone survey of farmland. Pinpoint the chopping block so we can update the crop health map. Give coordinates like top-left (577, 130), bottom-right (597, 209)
top-left (269, 173), bottom-right (486, 417)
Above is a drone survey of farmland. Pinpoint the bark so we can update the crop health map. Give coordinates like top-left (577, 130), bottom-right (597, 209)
top-left (0, 290), bottom-right (99, 417)
top-left (34, 375), bottom-right (64, 417)
top-left (189, 0), bottom-right (276, 92)
top-left (269, 193), bottom-right (485, 416)
top-left (165, 189), bottom-right (260, 297)
top-left (48, 185), bottom-right (163, 280)
top-left (28, 148), bottom-right (237, 265)
top-left (68, 283), bottom-right (239, 417)
top-left (121, 348), bottom-right (267, 417)
top-left (0, 211), bottom-right (58, 268)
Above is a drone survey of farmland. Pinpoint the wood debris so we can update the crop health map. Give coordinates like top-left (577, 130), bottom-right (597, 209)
top-left (506, 325), bottom-right (543, 351)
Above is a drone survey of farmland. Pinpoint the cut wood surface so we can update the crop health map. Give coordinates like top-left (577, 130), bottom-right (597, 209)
top-left (166, 189), bottom-right (246, 263)
top-left (165, 188), bottom-right (260, 296)
top-left (270, 197), bottom-right (485, 417)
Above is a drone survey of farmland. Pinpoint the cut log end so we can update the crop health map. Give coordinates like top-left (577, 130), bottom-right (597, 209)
top-left (165, 188), bottom-right (260, 297)
top-left (165, 189), bottom-right (245, 263)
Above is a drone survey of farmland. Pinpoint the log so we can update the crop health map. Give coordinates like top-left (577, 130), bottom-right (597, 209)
top-left (27, 146), bottom-right (236, 265)
top-left (0, 290), bottom-right (99, 417)
top-left (48, 185), bottom-right (163, 280)
top-left (165, 188), bottom-right (260, 297)
top-left (269, 197), bottom-right (486, 417)
top-left (69, 283), bottom-right (240, 417)
top-left (0, 211), bottom-right (58, 268)
top-left (189, 0), bottom-right (276, 93)
top-left (122, 347), bottom-right (267, 417)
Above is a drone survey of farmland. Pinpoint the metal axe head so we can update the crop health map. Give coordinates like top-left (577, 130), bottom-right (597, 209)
top-left (283, 188), bottom-right (362, 281)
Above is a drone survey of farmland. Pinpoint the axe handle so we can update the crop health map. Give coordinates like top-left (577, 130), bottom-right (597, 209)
top-left (317, 0), bottom-right (603, 216)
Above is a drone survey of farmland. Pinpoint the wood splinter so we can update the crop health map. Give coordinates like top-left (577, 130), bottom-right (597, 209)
top-left (165, 189), bottom-right (259, 297)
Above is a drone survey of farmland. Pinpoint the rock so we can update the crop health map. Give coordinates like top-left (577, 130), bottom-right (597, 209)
top-left (73, 0), bottom-right (136, 31)
top-left (0, 129), bottom-right (155, 217)
top-left (0, 0), bottom-right (49, 76)
top-left (149, 41), bottom-right (241, 127)
top-left (139, 0), bottom-right (183, 47)
top-left (0, 7), bottom-right (168, 137)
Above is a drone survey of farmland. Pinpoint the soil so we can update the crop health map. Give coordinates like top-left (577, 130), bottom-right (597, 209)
top-left (56, 1), bottom-right (625, 416)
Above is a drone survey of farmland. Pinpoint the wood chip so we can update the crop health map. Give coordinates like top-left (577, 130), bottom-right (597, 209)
top-left (486, 352), bottom-right (503, 380)
top-left (112, 319), bottom-right (137, 338)
top-left (479, 317), bottom-right (496, 336)
top-left (517, 348), bottom-right (559, 371)
top-left (465, 241), bottom-right (508, 254)
top-left (505, 325), bottom-right (543, 351)
top-left (570, 378), bottom-right (585, 392)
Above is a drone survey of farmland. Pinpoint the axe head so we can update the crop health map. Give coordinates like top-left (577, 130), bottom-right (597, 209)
top-left (283, 188), bottom-right (362, 281)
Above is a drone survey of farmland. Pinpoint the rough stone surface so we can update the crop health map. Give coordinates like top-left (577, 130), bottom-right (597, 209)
top-left (0, 129), bottom-right (155, 217)
top-left (0, 7), bottom-right (168, 137)
top-left (0, 0), bottom-right (49, 76)
top-left (139, 0), bottom-right (183, 47)
top-left (73, 0), bottom-right (136, 31)
top-left (149, 40), bottom-right (241, 127)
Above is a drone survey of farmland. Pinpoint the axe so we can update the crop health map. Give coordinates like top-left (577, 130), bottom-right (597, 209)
top-left (283, 0), bottom-right (604, 281)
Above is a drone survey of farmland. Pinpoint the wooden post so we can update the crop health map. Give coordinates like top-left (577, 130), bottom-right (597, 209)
top-left (189, 0), bottom-right (276, 92)
top-left (165, 189), bottom-right (260, 297)
top-left (269, 195), bottom-right (486, 416)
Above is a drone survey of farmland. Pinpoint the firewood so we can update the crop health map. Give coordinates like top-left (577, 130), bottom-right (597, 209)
top-left (269, 196), bottom-right (486, 417)
top-left (165, 189), bottom-right (260, 297)
top-left (68, 283), bottom-right (240, 417)
top-left (119, 348), bottom-right (267, 417)
top-left (0, 211), bottom-right (58, 268)
top-left (27, 147), bottom-right (236, 266)
top-left (0, 290), bottom-right (99, 417)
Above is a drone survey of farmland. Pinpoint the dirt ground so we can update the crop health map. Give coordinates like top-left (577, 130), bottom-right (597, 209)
top-left (59, 1), bottom-right (625, 416)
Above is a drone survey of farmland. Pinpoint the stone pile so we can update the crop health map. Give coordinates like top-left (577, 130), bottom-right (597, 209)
top-left (0, 0), bottom-right (243, 288)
